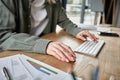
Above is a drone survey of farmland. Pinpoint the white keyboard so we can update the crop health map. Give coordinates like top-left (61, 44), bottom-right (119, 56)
top-left (74, 40), bottom-right (105, 57)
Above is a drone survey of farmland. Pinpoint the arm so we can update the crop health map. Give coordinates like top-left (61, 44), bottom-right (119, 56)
top-left (0, 32), bottom-right (51, 54)
top-left (46, 1), bottom-right (98, 62)
top-left (0, 1), bottom-right (76, 62)
top-left (57, 1), bottom-right (82, 36)
top-left (56, 1), bottom-right (98, 41)
top-left (0, 1), bottom-right (51, 54)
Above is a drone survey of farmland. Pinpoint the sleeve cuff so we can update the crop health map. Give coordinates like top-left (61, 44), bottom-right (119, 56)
top-left (71, 27), bottom-right (83, 36)
top-left (33, 39), bottom-right (52, 54)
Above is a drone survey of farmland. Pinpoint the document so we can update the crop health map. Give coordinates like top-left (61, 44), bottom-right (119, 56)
top-left (97, 27), bottom-right (112, 32)
top-left (0, 55), bottom-right (35, 80)
top-left (0, 57), bottom-right (13, 80)
top-left (0, 54), bottom-right (82, 80)
top-left (20, 54), bottom-right (82, 80)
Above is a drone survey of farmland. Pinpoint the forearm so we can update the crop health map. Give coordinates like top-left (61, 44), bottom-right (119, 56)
top-left (57, 2), bottom-right (82, 36)
top-left (58, 19), bottom-right (82, 36)
top-left (0, 31), bottom-right (51, 54)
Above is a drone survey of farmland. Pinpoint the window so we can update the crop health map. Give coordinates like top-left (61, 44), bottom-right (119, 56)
top-left (66, 0), bottom-right (95, 25)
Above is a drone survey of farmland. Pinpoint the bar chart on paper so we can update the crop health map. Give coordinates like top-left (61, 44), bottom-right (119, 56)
top-left (23, 55), bottom-right (82, 80)
top-left (0, 54), bottom-right (82, 80)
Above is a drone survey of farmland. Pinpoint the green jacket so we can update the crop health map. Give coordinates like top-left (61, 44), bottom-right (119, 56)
top-left (0, 0), bottom-right (82, 54)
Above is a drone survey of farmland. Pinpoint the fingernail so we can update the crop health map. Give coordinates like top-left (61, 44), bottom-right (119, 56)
top-left (94, 40), bottom-right (98, 43)
top-left (66, 59), bottom-right (69, 62)
top-left (61, 58), bottom-right (64, 62)
top-left (83, 39), bottom-right (86, 41)
top-left (71, 57), bottom-right (75, 61)
top-left (61, 58), bottom-right (66, 62)
top-left (74, 55), bottom-right (76, 58)
top-left (72, 55), bottom-right (76, 59)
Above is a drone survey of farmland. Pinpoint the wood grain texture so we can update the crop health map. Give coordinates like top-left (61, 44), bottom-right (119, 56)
top-left (0, 27), bottom-right (120, 80)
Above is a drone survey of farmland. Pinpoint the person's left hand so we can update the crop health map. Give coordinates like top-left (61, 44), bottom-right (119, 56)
top-left (76, 30), bottom-right (98, 42)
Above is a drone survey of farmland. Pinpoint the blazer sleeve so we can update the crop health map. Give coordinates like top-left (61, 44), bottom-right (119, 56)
top-left (0, 32), bottom-right (51, 54)
top-left (0, 1), bottom-right (51, 54)
top-left (56, 1), bottom-right (82, 36)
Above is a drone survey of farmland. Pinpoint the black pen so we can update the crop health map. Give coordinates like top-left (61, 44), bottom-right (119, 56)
top-left (71, 72), bottom-right (77, 80)
top-left (67, 63), bottom-right (77, 80)
top-left (3, 67), bottom-right (11, 80)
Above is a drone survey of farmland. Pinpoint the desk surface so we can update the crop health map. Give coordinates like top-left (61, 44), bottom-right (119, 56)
top-left (0, 27), bottom-right (120, 80)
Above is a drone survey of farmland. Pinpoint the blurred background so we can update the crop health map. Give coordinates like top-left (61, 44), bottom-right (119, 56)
top-left (61, 0), bottom-right (120, 27)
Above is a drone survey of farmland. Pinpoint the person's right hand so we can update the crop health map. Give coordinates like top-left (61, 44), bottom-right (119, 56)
top-left (46, 41), bottom-right (76, 62)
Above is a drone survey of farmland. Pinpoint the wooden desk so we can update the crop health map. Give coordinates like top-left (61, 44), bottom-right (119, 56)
top-left (0, 27), bottom-right (120, 80)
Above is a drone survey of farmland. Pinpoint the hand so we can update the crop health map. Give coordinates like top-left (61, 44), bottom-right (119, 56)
top-left (46, 41), bottom-right (76, 62)
top-left (76, 30), bottom-right (98, 42)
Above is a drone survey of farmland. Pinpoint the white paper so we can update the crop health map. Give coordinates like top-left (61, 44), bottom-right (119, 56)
top-left (0, 54), bottom-right (82, 80)
top-left (78, 24), bottom-right (97, 30)
top-left (78, 24), bottom-right (112, 32)
top-left (97, 27), bottom-right (112, 32)
top-left (10, 56), bottom-right (34, 80)
top-left (0, 55), bottom-right (34, 80)
top-left (21, 54), bottom-right (82, 80)
top-left (0, 57), bottom-right (12, 80)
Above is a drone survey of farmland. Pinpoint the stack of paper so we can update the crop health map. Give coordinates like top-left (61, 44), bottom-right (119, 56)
top-left (0, 54), bottom-right (82, 80)
top-left (78, 24), bottom-right (112, 32)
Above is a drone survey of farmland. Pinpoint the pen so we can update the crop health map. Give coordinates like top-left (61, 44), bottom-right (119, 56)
top-left (71, 72), bottom-right (77, 80)
top-left (3, 67), bottom-right (11, 80)
top-left (67, 64), bottom-right (77, 80)
top-left (93, 67), bottom-right (99, 80)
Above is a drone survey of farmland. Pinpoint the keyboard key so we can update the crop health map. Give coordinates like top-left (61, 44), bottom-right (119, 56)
top-left (74, 40), bottom-right (105, 57)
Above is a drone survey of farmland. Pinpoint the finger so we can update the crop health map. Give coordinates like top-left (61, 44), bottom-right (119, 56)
top-left (53, 42), bottom-right (75, 61)
top-left (49, 50), bottom-right (68, 62)
top-left (46, 44), bottom-right (62, 61)
top-left (77, 31), bottom-right (98, 42)
top-left (91, 34), bottom-right (99, 42)
top-left (76, 31), bottom-right (88, 40)
top-left (51, 45), bottom-right (69, 62)
top-left (59, 43), bottom-right (76, 58)
top-left (77, 35), bottom-right (87, 41)
top-left (86, 32), bottom-right (98, 42)
top-left (85, 31), bottom-right (96, 41)
top-left (51, 44), bottom-right (70, 62)
top-left (49, 50), bottom-right (62, 61)
top-left (58, 43), bottom-right (76, 61)
top-left (47, 42), bottom-right (70, 62)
